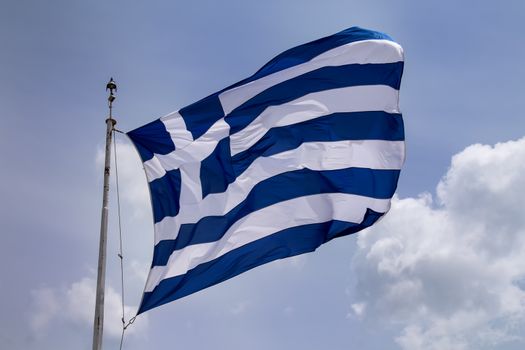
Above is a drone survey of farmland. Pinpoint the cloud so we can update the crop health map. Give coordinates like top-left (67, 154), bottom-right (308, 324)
top-left (350, 302), bottom-right (366, 318)
top-left (30, 287), bottom-right (60, 335)
top-left (30, 277), bottom-right (148, 340)
top-left (350, 137), bottom-right (525, 349)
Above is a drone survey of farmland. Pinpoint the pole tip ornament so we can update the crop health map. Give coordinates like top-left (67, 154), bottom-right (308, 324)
top-left (106, 77), bottom-right (117, 104)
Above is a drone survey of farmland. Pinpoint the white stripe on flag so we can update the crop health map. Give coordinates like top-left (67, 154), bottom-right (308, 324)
top-left (229, 85), bottom-right (400, 156)
top-left (179, 162), bottom-right (203, 204)
top-left (143, 156), bottom-right (166, 181)
top-left (145, 193), bottom-right (391, 292)
top-left (154, 139), bottom-right (405, 244)
top-left (160, 111), bottom-right (194, 150)
top-left (219, 39), bottom-right (403, 115)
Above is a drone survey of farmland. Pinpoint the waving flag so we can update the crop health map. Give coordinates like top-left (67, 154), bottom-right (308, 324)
top-left (128, 27), bottom-right (405, 314)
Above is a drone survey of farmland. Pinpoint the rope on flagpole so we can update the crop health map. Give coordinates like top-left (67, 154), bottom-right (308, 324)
top-left (113, 130), bottom-right (133, 350)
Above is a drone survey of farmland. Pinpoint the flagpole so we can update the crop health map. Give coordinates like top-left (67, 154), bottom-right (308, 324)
top-left (92, 78), bottom-right (117, 350)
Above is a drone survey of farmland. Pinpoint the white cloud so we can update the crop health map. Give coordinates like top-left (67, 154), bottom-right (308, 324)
top-left (350, 302), bottom-right (366, 318)
top-left (30, 277), bottom-right (148, 340)
top-left (30, 288), bottom-right (60, 335)
top-left (351, 137), bottom-right (525, 350)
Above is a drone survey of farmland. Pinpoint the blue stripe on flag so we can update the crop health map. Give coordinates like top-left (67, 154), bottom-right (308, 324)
top-left (127, 119), bottom-right (175, 162)
top-left (226, 62), bottom-right (404, 134)
top-left (232, 112), bottom-right (404, 177)
top-left (139, 208), bottom-right (383, 314)
top-left (200, 137), bottom-right (235, 198)
top-left (178, 93), bottom-right (225, 140)
top-left (152, 168), bottom-right (400, 266)
top-left (150, 169), bottom-right (182, 223)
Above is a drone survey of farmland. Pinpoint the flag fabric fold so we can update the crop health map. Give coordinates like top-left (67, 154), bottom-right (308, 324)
top-left (127, 26), bottom-right (405, 314)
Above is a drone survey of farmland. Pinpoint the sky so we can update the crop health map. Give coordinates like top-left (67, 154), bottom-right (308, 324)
top-left (1, 0), bottom-right (525, 349)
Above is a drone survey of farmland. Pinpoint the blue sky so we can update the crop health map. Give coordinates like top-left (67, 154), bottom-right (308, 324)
top-left (1, 1), bottom-right (525, 349)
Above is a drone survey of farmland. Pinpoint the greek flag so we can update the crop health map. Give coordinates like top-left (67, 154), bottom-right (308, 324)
top-left (128, 27), bottom-right (405, 314)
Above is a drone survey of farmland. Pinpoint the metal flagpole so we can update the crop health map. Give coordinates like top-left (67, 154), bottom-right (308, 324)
top-left (92, 78), bottom-right (118, 350)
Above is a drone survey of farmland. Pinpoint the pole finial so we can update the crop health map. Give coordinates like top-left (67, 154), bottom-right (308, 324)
top-left (106, 77), bottom-right (117, 119)
top-left (106, 77), bottom-right (117, 103)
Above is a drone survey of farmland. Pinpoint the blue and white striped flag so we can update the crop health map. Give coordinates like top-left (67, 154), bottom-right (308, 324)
top-left (128, 27), bottom-right (405, 314)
